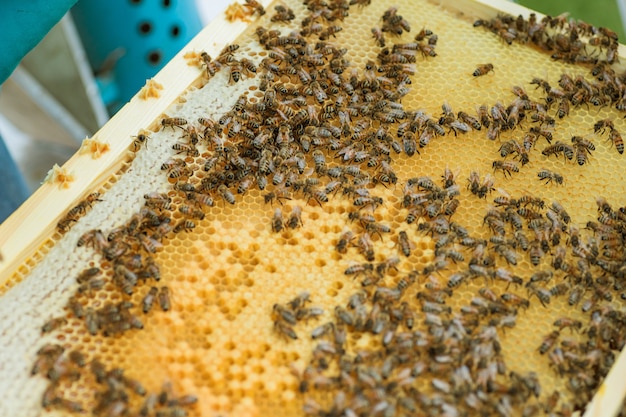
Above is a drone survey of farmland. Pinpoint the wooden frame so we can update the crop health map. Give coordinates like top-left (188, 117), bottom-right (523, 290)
top-left (0, 6), bottom-right (258, 281)
top-left (0, 0), bottom-right (624, 415)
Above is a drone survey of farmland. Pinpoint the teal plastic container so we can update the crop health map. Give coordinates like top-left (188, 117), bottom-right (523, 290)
top-left (71, 0), bottom-right (203, 113)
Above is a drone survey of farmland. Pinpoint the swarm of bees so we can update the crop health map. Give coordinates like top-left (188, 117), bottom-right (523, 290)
top-left (474, 12), bottom-right (620, 64)
top-left (197, 43), bottom-right (257, 83)
top-left (273, 292), bottom-right (324, 340)
top-left (56, 192), bottom-right (102, 233)
top-left (33, 343), bottom-right (197, 416)
top-left (31, 0), bottom-right (626, 415)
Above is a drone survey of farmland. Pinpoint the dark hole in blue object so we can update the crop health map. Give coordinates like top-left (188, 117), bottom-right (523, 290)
top-left (148, 50), bottom-right (162, 65)
top-left (139, 21), bottom-right (152, 35)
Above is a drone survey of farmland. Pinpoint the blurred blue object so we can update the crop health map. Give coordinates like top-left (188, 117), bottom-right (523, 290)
top-left (0, 132), bottom-right (30, 224)
top-left (0, 0), bottom-right (78, 86)
top-left (71, 0), bottom-right (203, 113)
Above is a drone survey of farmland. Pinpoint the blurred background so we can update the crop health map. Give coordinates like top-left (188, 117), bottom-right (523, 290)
top-left (0, 0), bottom-right (625, 222)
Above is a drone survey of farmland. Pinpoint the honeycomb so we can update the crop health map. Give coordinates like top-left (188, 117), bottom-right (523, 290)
top-left (1, 0), bottom-right (626, 416)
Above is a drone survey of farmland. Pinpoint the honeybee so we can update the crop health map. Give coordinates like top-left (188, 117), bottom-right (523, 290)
top-left (310, 81), bottom-right (328, 103)
top-left (64, 197), bottom-right (97, 222)
top-left (498, 139), bottom-right (518, 158)
top-left (486, 122), bottom-right (502, 141)
top-left (492, 267), bottom-right (521, 289)
top-left (567, 284), bottom-right (585, 306)
top-left (228, 61), bottom-right (243, 83)
top-left (354, 196), bottom-right (383, 211)
top-left (373, 256), bottom-right (399, 278)
top-left (161, 157), bottom-right (186, 172)
top-left (286, 292), bottom-right (312, 313)
top-left (492, 160), bottom-right (519, 177)
top-left (531, 106), bottom-right (555, 127)
top-left (528, 283), bottom-right (552, 307)
top-left (542, 141), bottom-right (574, 160)
top-left (594, 118), bottom-right (615, 134)
top-left (66, 350), bottom-right (87, 368)
top-left (511, 85), bottom-right (529, 100)
top-left (310, 322), bottom-right (334, 340)
top-left (218, 184), bottom-right (236, 205)
top-left (161, 117), bottom-right (187, 130)
top-left (274, 320), bottom-right (297, 340)
top-left (495, 244), bottom-right (518, 265)
top-left (296, 307), bottom-right (324, 322)
top-left (608, 128), bottom-right (624, 154)
top-left (187, 192), bottom-right (214, 208)
top-left (529, 77), bottom-right (550, 95)
top-left (81, 308), bottom-right (100, 336)
top-left (553, 317), bottom-right (582, 332)
top-left (172, 142), bottom-right (199, 157)
top-left (556, 99), bottom-right (570, 119)
top-left (371, 27), bottom-right (385, 47)
top-left (273, 303), bottom-right (297, 326)
top-left (144, 192), bottom-right (172, 210)
top-left (173, 219), bottom-right (195, 233)
top-left (335, 306), bottom-right (357, 327)
top-left (77, 229), bottom-right (108, 251)
top-left (179, 205), bottom-right (205, 220)
top-left (467, 171), bottom-right (482, 198)
top-left (65, 295), bottom-right (86, 320)
top-left (243, 0), bottom-right (266, 16)
top-left (567, 138), bottom-right (590, 163)
top-left (238, 57), bottom-right (257, 77)
top-left (158, 286), bottom-right (171, 311)
top-left (200, 51), bottom-right (212, 69)
top-left (217, 44), bottom-right (240, 61)
top-left (500, 292), bottom-right (530, 309)
top-left (168, 164), bottom-right (193, 179)
top-left (75, 267), bottom-right (101, 284)
top-left (51, 398), bottom-right (84, 413)
top-left (539, 330), bottom-right (560, 354)
top-left (538, 168), bottom-right (564, 185)
top-left (402, 132), bottom-right (418, 156)
top-left (413, 42), bottom-right (435, 58)
top-left (476, 104), bottom-right (490, 128)
top-left (309, 150), bottom-right (326, 174)
top-left (336, 230), bottom-right (354, 254)
top-left (447, 272), bottom-right (468, 288)
top-left (33, 343), bottom-right (65, 360)
top-left (74, 192), bottom-right (102, 213)
top-left (42, 317), bottom-right (68, 334)
top-left (132, 253), bottom-right (155, 276)
top-left (356, 233), bottom-right (375, 261)
top-left (318, 25), bottom-right (343, 41)
top-left (457, 111), bottom-right (481, 130)
top-left (528, 270), bottom-right (553, 285)
top-left (272, 208), bottom-right (284, 233)
top-left (33, 344), bottom-right (64, 376)
top-left (56, 217), bottom-right (77, 233)
top-left (473, 63), bottom-right (494, 77)
top-left (139, 286), bottom-right (159, 314)
top-left (287, 206), bottom-right (303, 229)
top-left (397, 230), bottom-right (414, 257)
top-left (305, 186), bottom-right (329, 206)
top-left (550, 201), bottom-right (571, 224)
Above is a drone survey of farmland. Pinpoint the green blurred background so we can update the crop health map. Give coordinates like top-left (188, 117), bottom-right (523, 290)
top-left (517, 0), bottom-right (626, 39)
